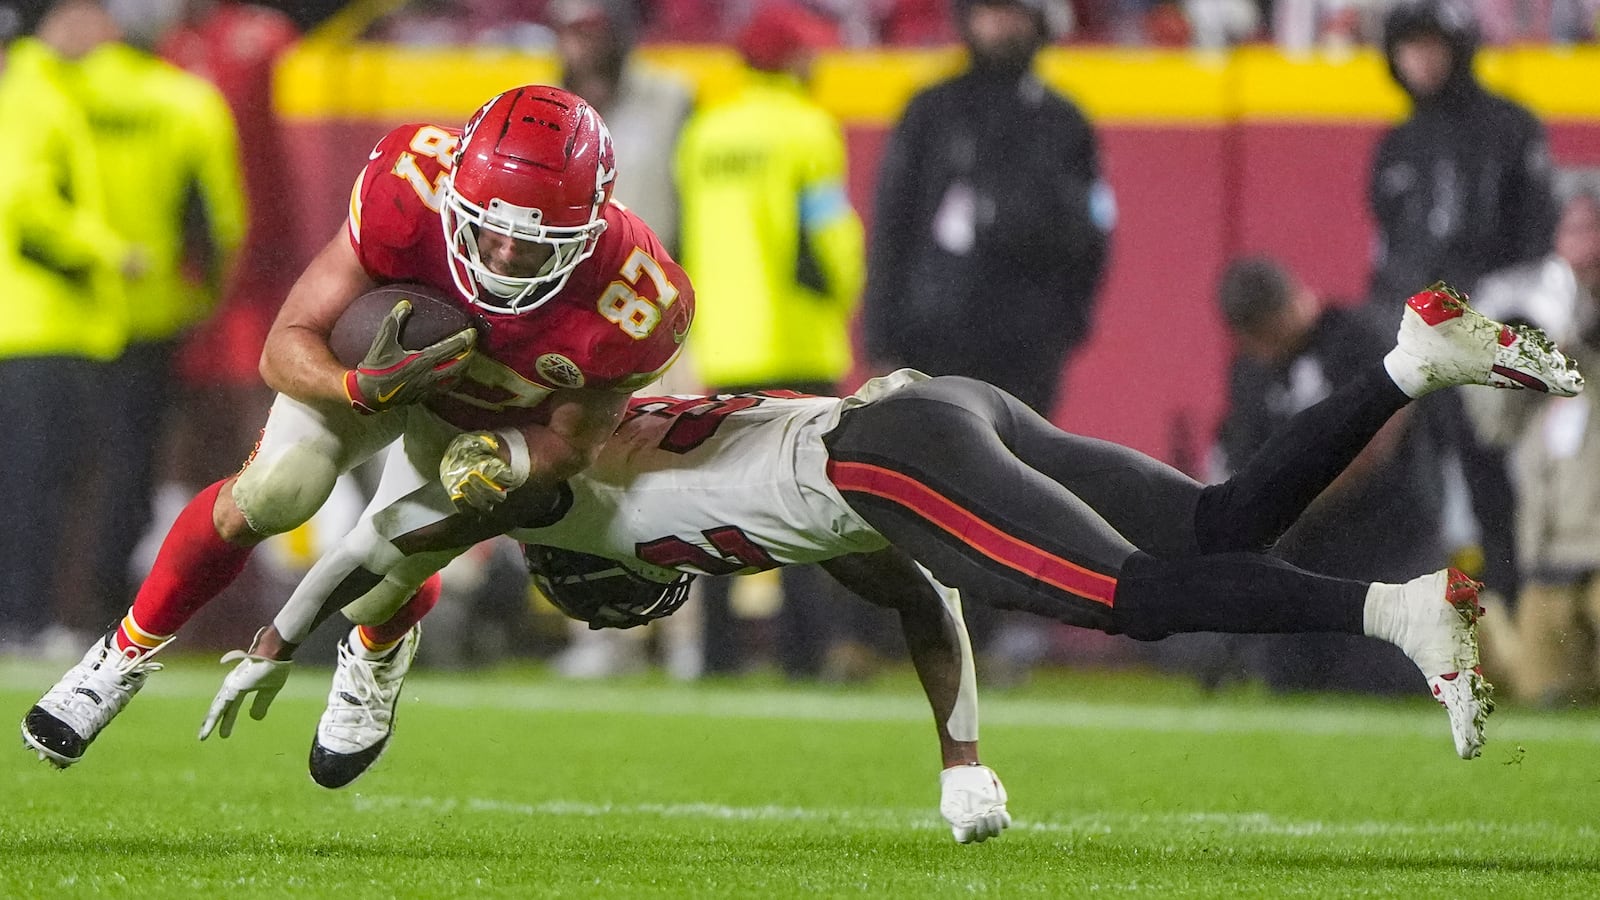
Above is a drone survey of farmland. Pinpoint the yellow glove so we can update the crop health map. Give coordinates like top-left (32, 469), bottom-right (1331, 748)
top-left (440, 430), bottom-right (528, 513)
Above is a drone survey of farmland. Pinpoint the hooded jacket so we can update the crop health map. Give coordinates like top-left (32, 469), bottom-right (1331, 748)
top-left (862, 61), bottom-right (1112, 414)
top-left (1366, 1), bottom-right (1558, 308)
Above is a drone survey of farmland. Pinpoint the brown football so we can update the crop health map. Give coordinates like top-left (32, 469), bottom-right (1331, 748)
top-left (329, 283), bottom-right (480, 367)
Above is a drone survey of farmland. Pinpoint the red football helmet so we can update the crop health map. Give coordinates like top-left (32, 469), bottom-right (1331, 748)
top-left (441, 85), bottom-right (617, 314)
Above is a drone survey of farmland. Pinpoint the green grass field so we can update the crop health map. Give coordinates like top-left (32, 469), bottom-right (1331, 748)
top-left (3, 655), bottom-right (1598, 898)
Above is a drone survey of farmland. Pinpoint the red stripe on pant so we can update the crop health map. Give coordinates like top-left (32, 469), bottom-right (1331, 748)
top-left (826, 459), bottom-right (1117, 607)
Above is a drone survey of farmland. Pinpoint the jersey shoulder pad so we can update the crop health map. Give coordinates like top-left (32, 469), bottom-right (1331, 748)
top-left (589, 202), bottom-right (674, 267)
top-left (348, 123), bottom-right (460, 253)
top-left (577, 207), bottom-right (695, 391)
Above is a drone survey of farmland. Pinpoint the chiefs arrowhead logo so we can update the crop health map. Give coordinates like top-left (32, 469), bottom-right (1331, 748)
top-left (536, 353), bottom-right (585, 389)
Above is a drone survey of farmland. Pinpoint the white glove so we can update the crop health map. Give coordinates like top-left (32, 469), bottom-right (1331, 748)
top-left (939, 763), bottom-right (1011, 844)
top-left (198, 645), bottom-right (292, 740)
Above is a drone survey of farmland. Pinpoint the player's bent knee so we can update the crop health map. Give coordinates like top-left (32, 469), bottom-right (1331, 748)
top-left (209, 483), bottom-right (263, 544)
top-left (340, 576), bottom-right (418, 627)
top-left (341, 553), bottom-right (449, 625)
top-left (231, 444), bottom-right (341, 537)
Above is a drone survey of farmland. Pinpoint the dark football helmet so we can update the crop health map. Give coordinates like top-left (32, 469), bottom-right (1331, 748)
top-left (442, 84), bottom-right (617, 314)
top-left (524, 544), bottom-right (693, 630)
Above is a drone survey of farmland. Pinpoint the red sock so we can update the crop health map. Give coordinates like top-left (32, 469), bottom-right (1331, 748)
top-left (358, 574), bottom-right (443, 649)
top-left (122, 480), bottom-right (255, 643)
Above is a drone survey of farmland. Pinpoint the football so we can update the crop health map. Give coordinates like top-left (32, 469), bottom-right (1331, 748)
top-left (329, 283), bottom-right (480, 367)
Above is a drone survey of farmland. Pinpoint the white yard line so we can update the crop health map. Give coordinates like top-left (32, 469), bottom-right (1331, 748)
top-left (396, 679), bottom-right (1600, 746)
top-left (5, 659), bottom-right (1599, 744)
top-left (348, 793), bottom-right (1600, 841)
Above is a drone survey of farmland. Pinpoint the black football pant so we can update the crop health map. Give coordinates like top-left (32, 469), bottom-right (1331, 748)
top-left (822, 369), bottom-right (1413, 640)
top-left (0, 356), bottom-right (98, 642)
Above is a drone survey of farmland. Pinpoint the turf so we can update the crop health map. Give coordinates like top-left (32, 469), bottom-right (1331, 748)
top-left (3, 656), bottom-right (1598, 898)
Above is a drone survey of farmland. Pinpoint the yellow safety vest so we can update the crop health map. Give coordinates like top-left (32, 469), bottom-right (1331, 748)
top-left (0, 39), bottom-right (128, 360)
top-left (70, 42), bottom-right (246, 342)
top-left (675, 71), bottom-right (864, 387)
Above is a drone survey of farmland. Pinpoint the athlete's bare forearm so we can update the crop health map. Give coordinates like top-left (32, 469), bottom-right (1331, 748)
top-left (260, 226), bottom-right (377, 404)
top-left (820, 549), bottom-right (981, 769)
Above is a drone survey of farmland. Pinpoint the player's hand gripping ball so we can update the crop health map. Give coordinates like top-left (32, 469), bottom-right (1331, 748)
top-left (333, 284), bottom-right (480, 415)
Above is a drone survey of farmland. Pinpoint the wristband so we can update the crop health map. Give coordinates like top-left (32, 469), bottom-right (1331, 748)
top-left (344, 370), bottom-right (376, 415)
top-left (493, 428), bottom-right (532, 488)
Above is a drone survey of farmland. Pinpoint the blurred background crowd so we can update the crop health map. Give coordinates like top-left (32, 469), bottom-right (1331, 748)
top-left (2, 0), bottom-right (1599, 710)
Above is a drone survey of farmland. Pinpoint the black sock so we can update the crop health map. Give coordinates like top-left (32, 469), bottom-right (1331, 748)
top-left (1195, 363), bottom-right (1410, 554)
top-left (1110, 551), bottom-right (1368, 640)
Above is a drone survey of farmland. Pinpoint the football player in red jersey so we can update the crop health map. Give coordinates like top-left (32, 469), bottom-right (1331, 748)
top-left (22, 84), bottom-right (694, 769)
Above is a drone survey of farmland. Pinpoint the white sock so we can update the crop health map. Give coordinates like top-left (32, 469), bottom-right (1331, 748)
top-left (1366, 572), bottom-right (1462, 677)
top-left (1382, 347), bottom-right (1435, 399)
top-left (1362, 581), bottom-right (1407, 645)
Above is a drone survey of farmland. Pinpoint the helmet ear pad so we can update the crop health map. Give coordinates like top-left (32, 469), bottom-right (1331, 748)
top-left (442, 85), bottom-right (617, 314)
top-left (525, 544), bottom-right (695, 630)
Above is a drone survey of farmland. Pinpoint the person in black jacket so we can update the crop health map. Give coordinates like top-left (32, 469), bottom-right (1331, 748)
top-left (862, 0), bottom-right (1111, 418)
top-left (1368, 0), bottom-right (1557, 310)
top-left (1366, 0), bottom-right (1560, 605)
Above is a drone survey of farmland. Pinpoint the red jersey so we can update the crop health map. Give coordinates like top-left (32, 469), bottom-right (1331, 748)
top-left (347, 123), bottom-right (694, 430)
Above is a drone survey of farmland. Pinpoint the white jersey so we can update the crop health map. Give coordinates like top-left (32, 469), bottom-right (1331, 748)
top-left (509, 371), bottom-right (929, 576)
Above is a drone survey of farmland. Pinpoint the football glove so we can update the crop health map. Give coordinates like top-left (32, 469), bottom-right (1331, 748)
top-left (344, 299), bottom-right (477, 415)
top-left (441, 430), bottom-right (524, 513)
top-left (198, 634), bottom-right (292, 741)
top-left (939, 763), bottom-right (1012, 844)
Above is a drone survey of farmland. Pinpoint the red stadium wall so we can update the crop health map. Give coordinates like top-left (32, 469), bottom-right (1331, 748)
top-left (274, 44), bottom-right (1600, 466)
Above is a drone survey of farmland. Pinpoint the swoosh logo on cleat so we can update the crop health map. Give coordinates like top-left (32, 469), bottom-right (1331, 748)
top-left (1490, 365), bottom-right (1549, 392)
top-left (376, 382), bottom-right (409, 404)
top-left (339, 692), bottom-right (361, 705)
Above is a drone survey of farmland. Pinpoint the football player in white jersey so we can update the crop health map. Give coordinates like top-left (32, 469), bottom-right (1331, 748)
top-left (205, 284), bottom-right (1580, 841)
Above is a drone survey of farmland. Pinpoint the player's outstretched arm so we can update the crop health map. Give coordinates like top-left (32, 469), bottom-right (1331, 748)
top-left (199, 627), bottom-right (293, 741)
top-left (820, 550), bottom-right (1011, 843)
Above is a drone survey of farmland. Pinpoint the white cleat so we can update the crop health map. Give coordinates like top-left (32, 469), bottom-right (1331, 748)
top-left (1391, 282), bottom-right (1584, 397)
top-left (20, 635), bottom-right (165, 768)
top-left (1395, 568), bottom-right (1495, 759)
top-left (308, 626), bottom-right (419, 789)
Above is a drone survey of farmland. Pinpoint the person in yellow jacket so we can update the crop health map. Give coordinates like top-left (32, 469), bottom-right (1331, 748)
top-left (66, 0), bottom-right (248, 627)
top-left (676, 3), bottom-right (862, 396)
top-left (673, 2), bottom-right (870, 679)
top-left (0, 1), bottom-right (140, 650)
